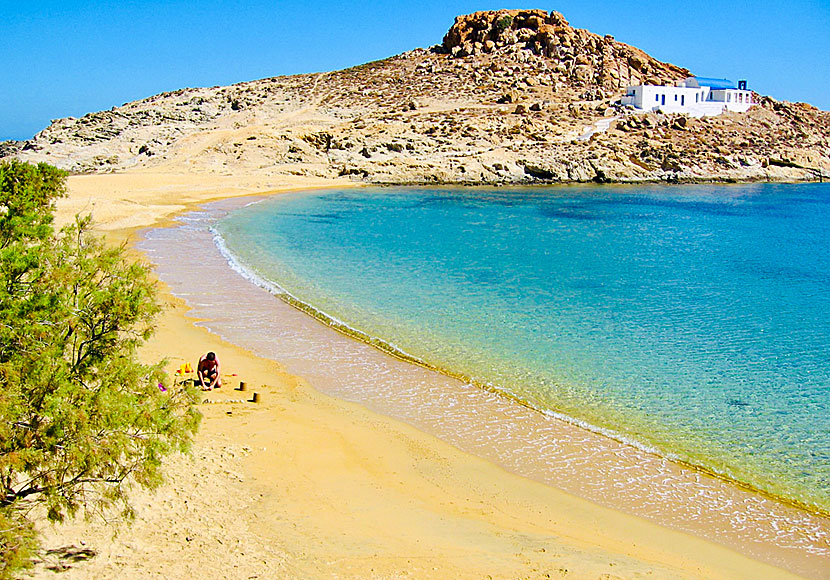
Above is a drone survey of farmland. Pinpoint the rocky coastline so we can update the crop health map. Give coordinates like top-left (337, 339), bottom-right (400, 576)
top-left (4, 9), bottom-right (829, 183)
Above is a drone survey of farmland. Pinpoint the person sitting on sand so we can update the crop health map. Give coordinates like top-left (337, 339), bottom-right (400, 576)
top-left (197, 351), bottom-right (222, 390)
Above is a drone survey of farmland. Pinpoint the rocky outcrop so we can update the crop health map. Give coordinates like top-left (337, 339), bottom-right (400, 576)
top-left (442, 9), bottom-right (689, 93)
top-left (3, 10), bottom-right (829, 183)
top-left (0, 140), bottom-right (23, 158)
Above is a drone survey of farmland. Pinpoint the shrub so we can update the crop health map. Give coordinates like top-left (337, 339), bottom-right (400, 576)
top-left (0, 160), bottom-right (200, 576)
top-left (494, 14), bottom-right (514, 34)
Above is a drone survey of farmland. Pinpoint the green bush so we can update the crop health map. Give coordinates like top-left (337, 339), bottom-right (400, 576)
top-left (0, 508), bottom-right (37, 580)
top-left (494, 14), bottom-right (514, 34)
top-left (0, 160), bottom-right (200, 577)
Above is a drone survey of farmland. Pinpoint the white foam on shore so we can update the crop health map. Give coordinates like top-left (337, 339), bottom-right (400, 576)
top-left (540, 407), bottom-right (666, 457)
top-left (212, 226), bottom-right (429, 366)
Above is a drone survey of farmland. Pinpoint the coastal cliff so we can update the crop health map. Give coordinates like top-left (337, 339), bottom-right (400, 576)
top-left (5, 9), bottom-right (829, 183)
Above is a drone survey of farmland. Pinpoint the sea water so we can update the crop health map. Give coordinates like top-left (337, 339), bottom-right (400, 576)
top-left (214, 184), bottom-right (830, 513)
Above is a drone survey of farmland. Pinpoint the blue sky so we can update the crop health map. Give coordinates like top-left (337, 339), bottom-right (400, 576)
top-left (2, 1), bottom-right (828, 141)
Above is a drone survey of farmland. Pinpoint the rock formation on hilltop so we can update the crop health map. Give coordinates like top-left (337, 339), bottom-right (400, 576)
top-left (4, 9), bottom-right (829, 183)
top-left (442, 10), bottom-right (688, 92)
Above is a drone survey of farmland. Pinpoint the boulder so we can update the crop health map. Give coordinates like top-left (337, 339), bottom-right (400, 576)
top-left (573, 65), bottom-right (594, 83)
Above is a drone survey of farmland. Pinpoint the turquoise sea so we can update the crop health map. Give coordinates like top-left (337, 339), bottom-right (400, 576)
top-left (214, 184), bottom-right (830, 513)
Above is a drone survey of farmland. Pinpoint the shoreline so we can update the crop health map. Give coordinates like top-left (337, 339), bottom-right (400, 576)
top-left (147, 193), bottom-right (829, 574)
top-left (212, 217), bottom-right (828, 521)
top-left (34, 171), bottom-right (828, 579)
top-left (363, 172), bottom-right (829, 186)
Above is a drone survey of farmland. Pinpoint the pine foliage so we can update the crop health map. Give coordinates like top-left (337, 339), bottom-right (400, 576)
top-left (0, 161), bottom-right (200, 578)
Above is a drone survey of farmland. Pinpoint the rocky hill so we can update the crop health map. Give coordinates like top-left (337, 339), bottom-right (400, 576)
top-left (4, 9), bottom-right (829, 183)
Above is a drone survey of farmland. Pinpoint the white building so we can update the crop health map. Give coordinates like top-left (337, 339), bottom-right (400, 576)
top-left (621, 77), bottom-right (754, 117)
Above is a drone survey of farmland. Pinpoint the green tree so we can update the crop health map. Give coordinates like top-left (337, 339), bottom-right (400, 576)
top-left (0, 160), bottom-right (200, 578)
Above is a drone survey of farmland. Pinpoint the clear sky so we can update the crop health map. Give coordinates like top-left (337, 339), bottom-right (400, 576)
top-left (2, 0), bottom-right (828, 141)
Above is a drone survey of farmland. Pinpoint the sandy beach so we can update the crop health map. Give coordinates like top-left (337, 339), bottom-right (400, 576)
top-left (31, 170), bottom-right (822, 579)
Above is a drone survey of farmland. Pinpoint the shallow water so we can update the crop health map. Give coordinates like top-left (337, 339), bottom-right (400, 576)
top-left (215, 184), bottom-right (830, 513)
top-left (139, 187), bottom-right (830, 576)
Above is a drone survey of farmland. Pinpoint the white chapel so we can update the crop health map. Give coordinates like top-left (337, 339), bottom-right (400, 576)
top-left (621, 77), bottom-right (754, 117)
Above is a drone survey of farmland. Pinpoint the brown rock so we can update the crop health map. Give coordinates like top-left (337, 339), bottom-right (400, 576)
top-left (573, 65), bottom-right (594, 83)
top-left (628, 55), bottom-right (644, 70)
